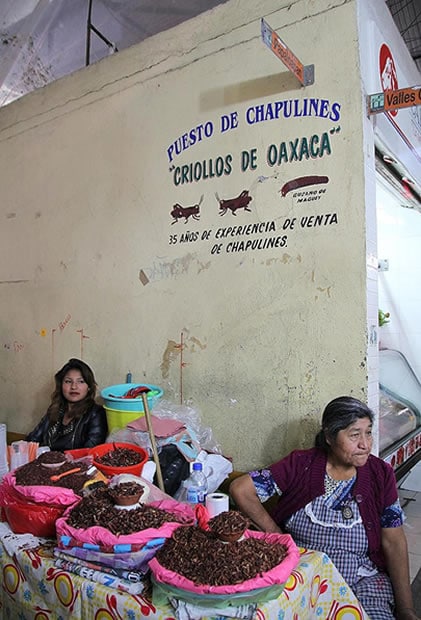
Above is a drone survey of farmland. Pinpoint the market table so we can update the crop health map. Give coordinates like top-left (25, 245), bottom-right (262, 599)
top-left (0, 520), bottom-right (369, 619)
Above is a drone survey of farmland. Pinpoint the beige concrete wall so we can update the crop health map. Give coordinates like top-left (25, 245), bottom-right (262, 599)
top-left (0, 0), bottom-right (369, 470)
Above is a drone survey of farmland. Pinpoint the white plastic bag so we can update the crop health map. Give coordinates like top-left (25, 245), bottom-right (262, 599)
top-left (195, 450), bottom-right (233, 494)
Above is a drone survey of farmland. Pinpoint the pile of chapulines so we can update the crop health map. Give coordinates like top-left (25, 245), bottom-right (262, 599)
top-left (155, 523), bottom-right (288, 586)
top-left (67, 486), bottom-right (185, 535)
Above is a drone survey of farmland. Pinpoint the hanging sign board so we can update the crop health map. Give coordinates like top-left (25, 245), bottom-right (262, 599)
top-left (261, 18), bottom-right (314, 86)
top-left (367, 86), bottom-right (421, 114)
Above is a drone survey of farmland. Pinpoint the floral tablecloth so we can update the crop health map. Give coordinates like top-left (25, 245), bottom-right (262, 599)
top-left (0, 521), bottom-right (369, 619)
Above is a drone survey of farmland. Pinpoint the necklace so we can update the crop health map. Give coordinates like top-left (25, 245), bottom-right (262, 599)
top-left (324, 473), bottom-right (356, 520)
top-left (340, 504), bottom-right (354, 520)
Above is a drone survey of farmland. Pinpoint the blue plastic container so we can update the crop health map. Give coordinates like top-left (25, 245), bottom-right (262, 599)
top-left (100, 383), bottom-right (163, 412)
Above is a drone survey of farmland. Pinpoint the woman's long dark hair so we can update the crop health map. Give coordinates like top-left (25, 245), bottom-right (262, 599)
top-left (315, 396), bottom-right (374, 451)
top-left (47, 358), bottom-right (97, 422)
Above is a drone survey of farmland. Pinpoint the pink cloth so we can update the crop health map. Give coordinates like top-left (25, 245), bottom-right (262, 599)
top-left (126, 415), bottom-right (185, 437)
top-left (56, 499), bottom-right (196, 547)
top-left (149, 530), bottom-right (300, 595)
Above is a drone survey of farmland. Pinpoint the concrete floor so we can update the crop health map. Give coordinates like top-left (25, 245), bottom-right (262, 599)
top-left (398, 460), bottom-right (421, 583)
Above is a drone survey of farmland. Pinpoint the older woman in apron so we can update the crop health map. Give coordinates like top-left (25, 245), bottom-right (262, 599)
top-left (230, 396), bottom-right (419, 620)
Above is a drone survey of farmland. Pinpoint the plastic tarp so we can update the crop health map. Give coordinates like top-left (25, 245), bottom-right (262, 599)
top-left (0, 0), bottom-right (228, 107)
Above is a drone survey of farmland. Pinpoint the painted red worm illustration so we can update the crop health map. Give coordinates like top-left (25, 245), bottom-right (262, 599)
top-left (280, 175), bottom-right (329, 197)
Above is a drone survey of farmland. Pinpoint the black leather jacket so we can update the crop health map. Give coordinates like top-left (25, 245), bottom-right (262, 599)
top-left (26, 404), bottom-right (108, 450)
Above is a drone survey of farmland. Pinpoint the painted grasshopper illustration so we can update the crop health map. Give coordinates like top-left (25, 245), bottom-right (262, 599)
top-left (216, 190), bottom-right (252, 216)
top-left (170, 195), bottom-right (204, 224)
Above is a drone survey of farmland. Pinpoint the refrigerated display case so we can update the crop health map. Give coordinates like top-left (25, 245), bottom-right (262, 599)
top-left (379, 348), bottom-right (421, 479)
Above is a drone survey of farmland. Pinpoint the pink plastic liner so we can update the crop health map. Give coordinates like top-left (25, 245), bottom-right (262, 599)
top-left (149, 530), bottom-right (300, 595)
top-left (1, 472), bottom-right (81, 506)
top-left (56, 499), bottom-right (196, 547)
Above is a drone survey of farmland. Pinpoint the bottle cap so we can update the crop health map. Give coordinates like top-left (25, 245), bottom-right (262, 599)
top-left (193, 462), bottom-right (202, 471)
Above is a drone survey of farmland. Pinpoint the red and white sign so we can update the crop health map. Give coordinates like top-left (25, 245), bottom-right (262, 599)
top-left (379, 43), bottom-right (399, 117)
top-left (382, 429), bottom-right (421, 473)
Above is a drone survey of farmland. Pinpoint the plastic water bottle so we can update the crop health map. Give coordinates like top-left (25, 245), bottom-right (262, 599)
top-left (185, 462), bottom-right (208, 505)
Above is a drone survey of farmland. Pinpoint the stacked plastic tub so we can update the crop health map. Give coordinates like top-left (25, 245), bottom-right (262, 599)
top-left (100, 383), bottom-right (163, 433)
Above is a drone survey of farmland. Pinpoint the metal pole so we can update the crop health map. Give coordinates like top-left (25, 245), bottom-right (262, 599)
top-left (86, 0), bottom-right (93, 66)
top-left (85, 0), bottom-right (118, 66)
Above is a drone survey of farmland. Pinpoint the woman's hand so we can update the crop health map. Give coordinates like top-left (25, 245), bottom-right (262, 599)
top-left (229, 473), bottom-right (282, 533)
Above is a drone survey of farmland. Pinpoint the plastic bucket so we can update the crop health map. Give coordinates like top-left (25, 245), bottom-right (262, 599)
top-left (100, 383), bottom-right (163, 412)
top-left (65, 448), bottom-right (92, 460)
top-left (104, 406), bottom-right (144, 433)
top-left (4, 503), bottom-right (65, 537)
top-left (91, 442), bottom-right (149, 478)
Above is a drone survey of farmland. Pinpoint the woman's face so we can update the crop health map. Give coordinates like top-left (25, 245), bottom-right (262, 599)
top-left (61, 369), bottom-right (89, 404)
top-left (329, 417), bottom-right (373, 469)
